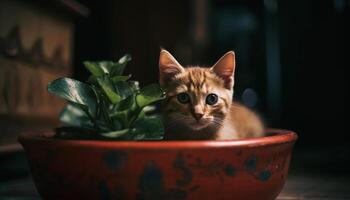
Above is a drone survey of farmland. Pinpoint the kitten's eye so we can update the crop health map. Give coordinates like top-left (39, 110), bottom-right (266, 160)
top-left (177, 93), bottom-right (190, 104)
top-left (206, 93), bottom-right (218, 105)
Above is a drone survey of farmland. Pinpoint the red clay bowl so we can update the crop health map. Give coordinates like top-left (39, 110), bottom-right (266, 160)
top-left (19, 129), bottom-right (297, 200)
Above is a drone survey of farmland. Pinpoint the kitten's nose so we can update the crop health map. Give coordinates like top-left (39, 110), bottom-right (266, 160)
top-left (193, 113), bottom-right (204, 121)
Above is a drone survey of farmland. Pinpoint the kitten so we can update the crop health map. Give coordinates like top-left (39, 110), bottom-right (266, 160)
top-left (159, 49), bottom-right (264, 140)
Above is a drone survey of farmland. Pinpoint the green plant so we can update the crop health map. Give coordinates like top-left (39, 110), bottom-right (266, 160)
top-left (48, 55), bottom-right (165, 140)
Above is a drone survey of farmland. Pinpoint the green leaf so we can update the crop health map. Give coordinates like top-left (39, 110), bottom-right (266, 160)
top-left (136, 84), bottom-right (165, 108)
top-left (129, 81), bottom-right (140, 93)
top-left (119, 54), bottom-right (132, 64)
top-left (48, 77), bottom-right (97, 115)
top-left (59, 103), bottom-right (95, 128)
top-left (87, 75), bottom-right (99, 85)
top-left (142, 105), bottom-right (157, 114)
top-left (100, 61), bottom-right (115, 74)
top-left (115, 81), bottom-right (134, 99)
top-left (100, 129), bottom-right (129, 138)
top-left (111, 118), bottom-right (123, 130)
top-left (83, 61), bottom-right (106, 77)
top-left (109, 110), bottom-right (128, 128)
top-left (132, 116), bottom-right (164, 140)
top-left (133, 105), bottom-right (151, 120)
top-left (111, 54), bottom-right (132, 76)
top-left (111, 75), bottom-right (131, 83)
top-left (117, 94), bottom-right (135, 111)
top-left (133, 134), bottom-right (146, 140)
top-left (84, 60), bottom-right (128, 77)
top-left (96, 76), bottom-right (122, 104)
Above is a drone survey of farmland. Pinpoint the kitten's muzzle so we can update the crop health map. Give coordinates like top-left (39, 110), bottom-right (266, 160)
top-left (193, 113), bottom-right (204, 121)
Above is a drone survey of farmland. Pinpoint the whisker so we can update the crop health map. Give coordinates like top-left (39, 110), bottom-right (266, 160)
top-left (211, 119), bottom-right (223, 128)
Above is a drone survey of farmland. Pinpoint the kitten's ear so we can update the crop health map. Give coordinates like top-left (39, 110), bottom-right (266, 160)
top-left (211, 51), bottom-right (236, 89)
top-left (159, 49), bottom-right (184, 87)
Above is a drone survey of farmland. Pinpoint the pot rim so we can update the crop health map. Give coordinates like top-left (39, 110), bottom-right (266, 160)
top-left (18, 129), bottom-right (297, 149)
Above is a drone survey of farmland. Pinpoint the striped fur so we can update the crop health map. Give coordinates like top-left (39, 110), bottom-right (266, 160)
top-left (159, 50), bottom-right (264, 140)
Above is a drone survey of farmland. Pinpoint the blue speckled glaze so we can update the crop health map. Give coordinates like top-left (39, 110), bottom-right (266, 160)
top-left (137, 161), bottom-right (165, 200)
top-left (137, 154), bottom-right (193, 200)
top-left (257, 170), bottom-right (272, 181)
top-left (244, 155), bottom-right (273, 182)
top-left (135, 153), bottom-right (274, 199)
top-left (244, 156), bottom-right (257, 172)
top-left (224, 164), bottom-right (236, 176)
top-left (173, 152), bottom-right (193, 186)
top-left (103, 151), bottom-right (127, 171)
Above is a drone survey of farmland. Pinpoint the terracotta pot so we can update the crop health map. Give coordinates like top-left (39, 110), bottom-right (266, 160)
top-left (19, 129), bottom-right (297, 200)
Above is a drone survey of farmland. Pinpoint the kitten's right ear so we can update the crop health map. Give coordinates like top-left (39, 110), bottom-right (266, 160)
top-left (159, 49), bottom-right (184, 87)
top-left (211, 51), bottom-right (236, 90)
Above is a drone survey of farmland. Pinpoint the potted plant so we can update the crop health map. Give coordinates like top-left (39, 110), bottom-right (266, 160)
top-left (19, 54), bottom-right (298, 200)
top-left (46, 55), bottom-right (165, 141)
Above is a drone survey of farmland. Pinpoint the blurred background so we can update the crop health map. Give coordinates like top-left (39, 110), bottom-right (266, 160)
top-left (0, 0), bottom-right (348, 199)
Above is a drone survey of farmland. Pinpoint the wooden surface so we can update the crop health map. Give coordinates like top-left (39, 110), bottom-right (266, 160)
top-left (1, 174), bottom-right (349, 199)
top-left (277, 174), bottom-right (350, 200)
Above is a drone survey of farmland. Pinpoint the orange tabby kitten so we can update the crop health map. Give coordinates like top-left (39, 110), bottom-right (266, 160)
top-left (159, 49), bottom-right (264, 140)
